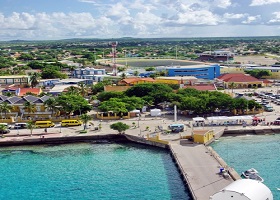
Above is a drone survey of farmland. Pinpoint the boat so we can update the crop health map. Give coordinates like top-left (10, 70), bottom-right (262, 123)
top-left (241, 168), bottom-right (264, 182)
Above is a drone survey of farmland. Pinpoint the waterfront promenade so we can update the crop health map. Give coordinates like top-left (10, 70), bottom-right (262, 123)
top-left (1, 112), bottom-right (280, 200)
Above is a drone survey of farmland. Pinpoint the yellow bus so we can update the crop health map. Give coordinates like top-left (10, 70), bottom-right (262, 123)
top-left (35, 121), bottom-right (55, 128)
top-left (61, 119), bottom-right (82, 127)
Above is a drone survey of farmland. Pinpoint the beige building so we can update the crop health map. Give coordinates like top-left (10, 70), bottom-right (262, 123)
top-left (0, 75), bottom-right (30, 86)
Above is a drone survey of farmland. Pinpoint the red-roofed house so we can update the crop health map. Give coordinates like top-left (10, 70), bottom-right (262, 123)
top-left (262, 79), bottom-right (273, 87)
top-left (17, 88), bottom-right (42, 96)
top-left (217, 73), bottom-right (263, 89)
top-left (185, 84), bottom-right (217, 91)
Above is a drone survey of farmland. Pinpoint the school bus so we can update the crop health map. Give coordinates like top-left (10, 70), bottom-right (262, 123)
top-left (35, 121), bottom-right (55, 128)
top-left (61, 119), bottom-right (82, 127)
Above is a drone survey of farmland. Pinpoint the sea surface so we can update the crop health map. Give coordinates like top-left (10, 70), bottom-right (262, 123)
top-left (0, 142), bottom-right (189, 200)
top-left (211, 134), bottom-right (280, 199)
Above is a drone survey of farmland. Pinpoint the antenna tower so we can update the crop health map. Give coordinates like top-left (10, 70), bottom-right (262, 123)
top-left (111, 41), bottom-right (118, 76)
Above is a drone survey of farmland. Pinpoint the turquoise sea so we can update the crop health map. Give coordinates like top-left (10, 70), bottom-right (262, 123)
top-left (0, 142), bottom-right (189, 200)
top-left (211, 134), bottom-right (280, 199)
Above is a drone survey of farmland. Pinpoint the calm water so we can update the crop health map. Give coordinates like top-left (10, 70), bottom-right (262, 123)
top-left (211, 134), bottom-right (280, 199)
top-left (0, 142), bottom-right (189, 200)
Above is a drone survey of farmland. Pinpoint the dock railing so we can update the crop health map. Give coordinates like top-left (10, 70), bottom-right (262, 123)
top-left (169, 146), bottom-right (197, 200)
top-left (206, 146), bottom-right (241, 180)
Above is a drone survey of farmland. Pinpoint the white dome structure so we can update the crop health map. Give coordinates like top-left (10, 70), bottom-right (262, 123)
top-left (209, 179), bottom-right (273, 200)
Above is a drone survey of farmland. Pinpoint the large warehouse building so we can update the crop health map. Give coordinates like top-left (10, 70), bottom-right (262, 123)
top-left (165, 64), bottom-right (220, 80)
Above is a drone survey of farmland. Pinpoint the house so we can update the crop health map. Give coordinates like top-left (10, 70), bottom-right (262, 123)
top-left (1, 87), bottom-right (18, 96)
top-left (17, 88), bottom-right (42, 96)
top-left (0, 75), bottom-right (30, 86)
top-left (1, 87), bottom-right (42, 96)
top-left (155, 76), bottom-right (198, 85)
top-left (193, 130), bottom-right (214, 144)
top-left (185, 84), bottom-right (217, 91)
top-left (72, 67), bottom-right (107, 82)
top-left (217, 73), bottom-right (263, 88)
top-left (118, 78), bottom-right (156, 86)
top-left (0, 95), bottom-right (52, 120)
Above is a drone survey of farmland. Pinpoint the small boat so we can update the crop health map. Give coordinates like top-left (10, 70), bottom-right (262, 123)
top-left (241, 168), bottom-right (264, 182)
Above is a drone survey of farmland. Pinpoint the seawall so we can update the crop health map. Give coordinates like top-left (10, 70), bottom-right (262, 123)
top-left (224, 127), bottom-right (280, 135)
top-left (0, 134), bottom-right (127, 146)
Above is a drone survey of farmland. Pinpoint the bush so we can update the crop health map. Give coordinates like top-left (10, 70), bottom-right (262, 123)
top-left (80, 130), bottom-right (87, 134)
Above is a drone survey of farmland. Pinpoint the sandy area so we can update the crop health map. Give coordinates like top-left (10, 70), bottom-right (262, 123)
top-left (234, 55), bottom-right (279, 66)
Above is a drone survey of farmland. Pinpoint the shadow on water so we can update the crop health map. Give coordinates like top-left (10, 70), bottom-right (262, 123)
top-left (161, 153), bottom-right (192, 200)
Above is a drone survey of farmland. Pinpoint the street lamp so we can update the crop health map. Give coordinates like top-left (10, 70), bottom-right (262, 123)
top-left (137, 114), bottom-right (140, 128)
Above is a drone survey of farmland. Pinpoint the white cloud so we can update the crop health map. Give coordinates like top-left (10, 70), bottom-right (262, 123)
top-left (242, 15), bottom-right (261, 24)
top-left (223, 13), bottom-right (246, 19)
top-left (250, 0), bottom-right (280, 6)
top-left (214, 0), bottom-right (232, 9)
top-left (268, 11), bottom-right (280, 23)
top-left (129, 0), bottom-right (156, 12)
top-left (164, 10), bottom-right (222, 26)
top-left (106, 2), bottom-right (130, 20)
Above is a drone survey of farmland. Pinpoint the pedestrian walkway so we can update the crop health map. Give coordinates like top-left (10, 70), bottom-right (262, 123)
top-left (170, 143), bottom-right (234, 200)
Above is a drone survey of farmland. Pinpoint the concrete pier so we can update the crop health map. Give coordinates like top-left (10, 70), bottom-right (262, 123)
top-left (170, 143), bottom-right (235, 200)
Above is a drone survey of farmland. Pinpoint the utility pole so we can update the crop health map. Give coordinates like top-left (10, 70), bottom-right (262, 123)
top-left (175, 45), bottom-right (178, 59)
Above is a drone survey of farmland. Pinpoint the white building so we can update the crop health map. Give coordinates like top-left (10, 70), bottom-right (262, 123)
top-left (210, 179), bottom-right (273, 200)
top-left (72, 67), bottom-right (107, 82)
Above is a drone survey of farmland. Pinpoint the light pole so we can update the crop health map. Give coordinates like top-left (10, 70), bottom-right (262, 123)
top-left (138, 115), bottom-right (140, 128)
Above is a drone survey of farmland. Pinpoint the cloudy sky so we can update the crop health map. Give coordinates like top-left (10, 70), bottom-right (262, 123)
top-left (0, 0), bottom-right (280, 41)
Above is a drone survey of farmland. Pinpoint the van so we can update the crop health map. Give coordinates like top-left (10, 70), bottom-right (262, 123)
top-left (0, 123), bottom-right (12, 129)
top-left (35, 121), bottom-right (55, 128)
top-left (61, 119), bottom-right (82, 127)
top-left (168, 124), bottom-right (184, 132)
top-left (264, 105), bottom-right (274, 112)
top-left (14, 123), bottom-right (27, 129)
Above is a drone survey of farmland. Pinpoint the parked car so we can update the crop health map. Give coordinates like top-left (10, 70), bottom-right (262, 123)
top-left (14, 123), bottom-right (27, 129)
top-left (0, 123), bottom-right (12, 129)
top-left (264, 105), bottom-right (274, 112)
top-left (0, 129), bottom-right (10, 134)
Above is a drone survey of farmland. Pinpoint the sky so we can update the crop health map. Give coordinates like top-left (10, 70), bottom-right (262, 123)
top-left (0, 0), bottom-right (280, 41)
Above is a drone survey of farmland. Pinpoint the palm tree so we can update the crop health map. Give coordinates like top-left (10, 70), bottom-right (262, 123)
top-left (0, 102), bottom-right (13, 119)
top-left (66, 86), bottom-right (79, 95)
top-left (78, 82), bottom-right (88, 97)
top-left (79, 114), bottom-right (92, 130)
top-left (44, 97), bottom-right (58, 116)
top-left (23, 102), bottom-right (36, 116)
top-left (0, 124), bottom-right (7, 136)
top-left (120, 72), bottom-right (127, 80)
top-left (29, 72), bottom-right (41, 88)
top-left (228, 82), bottom-right (236, 93)
top-left (5, 92), bottom-right (14, 97)
top-left (133, 70), bottom-right (139, 77)
top-left (27, 121), bottom-right (35, 136)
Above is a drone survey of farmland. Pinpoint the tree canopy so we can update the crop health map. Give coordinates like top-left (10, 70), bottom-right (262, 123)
top-left (110, 122), bottom-right (130, 134)
top-left (245, 69), bottom-right (271, 79)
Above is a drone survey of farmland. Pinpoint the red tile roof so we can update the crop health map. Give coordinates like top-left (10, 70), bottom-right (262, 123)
top-left (18, 88), bottom-right (41, 96)
top-left (185, 84), bottom-right (216, 91)
top-left (262, 79), bottom-right (272, 83)
top-left (218, 73), bottom-right (260, 82)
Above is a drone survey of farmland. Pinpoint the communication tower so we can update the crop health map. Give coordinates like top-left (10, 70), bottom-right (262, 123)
top-left (111, 41), bottom-right (118, 76)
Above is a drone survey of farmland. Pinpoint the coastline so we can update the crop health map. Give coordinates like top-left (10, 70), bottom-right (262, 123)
top-left (1, 122), bottom-right (278, 200)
